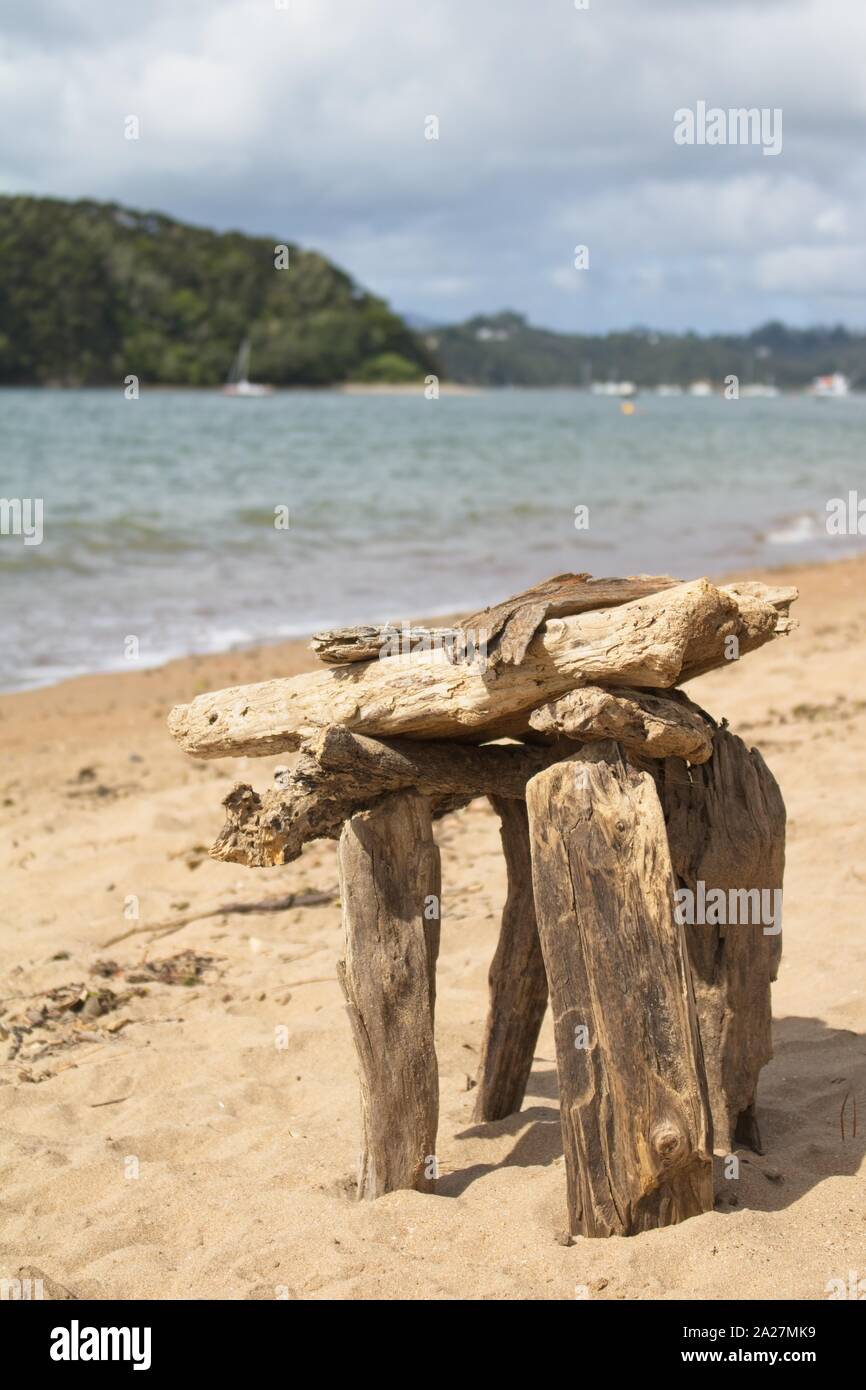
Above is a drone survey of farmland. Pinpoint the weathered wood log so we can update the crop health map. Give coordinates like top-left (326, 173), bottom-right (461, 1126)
top-left (168, 578), bottom-right (797, 759)
top-left (311, 726), bottom-right (565, 797)
top-left (312, 624), bottom-right (460, 665)
top-left (679, 580), bottom-right (796, 680)
top-left (211, 730), bottom-right (570, 866)
top-left (529, 685), bottom-right (715, 763)
top-left (213, 779), bottom-right (470, 868)
top-left (336, 790), bottom-right (441, 1199)
top-left (473, 797), bottom-right (548, 1122)
top-left (526, 744), bottom-right (713, 1236)
top-left (656, 728), bottom-right (785, 1153)
top-left (452, 572), bottom-right (682, 667)
top-left (312, 574), bottom-right (681, 668)
top-left (213, 774), bottom-right (345, 868)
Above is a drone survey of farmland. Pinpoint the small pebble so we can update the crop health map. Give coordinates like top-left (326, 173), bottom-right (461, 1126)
top-left (554, 1230), bottom-right (574, 1247)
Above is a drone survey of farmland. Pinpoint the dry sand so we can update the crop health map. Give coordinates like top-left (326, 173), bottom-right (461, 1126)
top-left (1, 557), bottom-right (864, 1301)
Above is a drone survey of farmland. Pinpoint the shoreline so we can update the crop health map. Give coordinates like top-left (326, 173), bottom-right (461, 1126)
top-left (0, 381), bottom-right (483, 395)
top-left (1, 381), bottom-right (864, 396)
top-left (0, 549), bottom-right (858, 711)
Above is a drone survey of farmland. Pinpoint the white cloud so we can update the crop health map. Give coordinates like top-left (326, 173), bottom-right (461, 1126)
top-left (755, 244), bottom-right (866, 297)
top-left (0, 0), bottom-right (864, 329)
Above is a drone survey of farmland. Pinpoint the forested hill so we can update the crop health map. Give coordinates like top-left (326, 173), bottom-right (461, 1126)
top-left (0, 196), bottom-right (437, 386)
top-left (429, 312), bottom-right (866, 389)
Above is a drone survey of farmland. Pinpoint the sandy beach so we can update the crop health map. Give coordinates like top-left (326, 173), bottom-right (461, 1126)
top-left (1, 554), bottom-right (864, 1302)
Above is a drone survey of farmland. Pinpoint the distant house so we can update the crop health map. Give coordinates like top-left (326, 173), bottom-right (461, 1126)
top-left (591, 381), bottom-right (637, 397)
top-left (810, 372), bottom-right (850, 397)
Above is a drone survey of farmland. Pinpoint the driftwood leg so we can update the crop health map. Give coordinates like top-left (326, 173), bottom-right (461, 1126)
top-left (658, 728), bottom-right (785, 1153)
top-left (473, 796), bottom-right (548, 1121)
top-left (526, 744), bottom-right (713, 1236)
top-left (336, 790), bottom-right (441, 1199)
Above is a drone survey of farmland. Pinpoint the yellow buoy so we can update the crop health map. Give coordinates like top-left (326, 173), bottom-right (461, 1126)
top-left (621, 401), bottom-right (635, 416)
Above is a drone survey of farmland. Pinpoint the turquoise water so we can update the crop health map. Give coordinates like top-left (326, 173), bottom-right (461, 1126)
top-left (0, 387), bottom-right (863, 692)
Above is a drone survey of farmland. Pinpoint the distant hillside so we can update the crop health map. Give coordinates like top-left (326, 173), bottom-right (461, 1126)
top-left (430, 311), bottom-right (866, 389)
top-left (0, 196), bottom-right (438, 386)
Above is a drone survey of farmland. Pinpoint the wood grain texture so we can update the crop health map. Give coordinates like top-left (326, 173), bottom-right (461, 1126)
top-left (311, 625), bottom-right (458, 665)
top-left (311, 726), bottom-right (565, 798)
top-left (526, 745), bottom-right (713, 1236)
top-left (210, 730), bottom-right (570, 867)
top-left (336, 790), bottom-right (441, 1200)
top-left (452, 572), bottom-right (682, 668)
top-left (529, 685), bottom-right (715, 763)
top-left (168, 578), bottom-right (797, 759)
top-left (657, 728), bottom-right (786, 1153)
top-left (473, 796), bottom-right (548, 1122)
top-left (312, 574), bottom-right (682, 668)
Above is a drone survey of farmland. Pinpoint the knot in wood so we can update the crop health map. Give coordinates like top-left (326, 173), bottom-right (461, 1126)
top-left (650, 1119), bottom-right (688, 1168)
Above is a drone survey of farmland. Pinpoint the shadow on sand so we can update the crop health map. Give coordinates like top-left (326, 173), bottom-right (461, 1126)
top-left (438, 1017), bottom-right (865, 1209)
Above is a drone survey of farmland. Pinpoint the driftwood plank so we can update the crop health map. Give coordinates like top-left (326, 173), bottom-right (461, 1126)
top-left (529, 685), bottom-right (715, 763)
top-left (473, 797), bottom-right (548, 1122)
top-left (169, 578), bottom-right (797, 759)
top-left (310, 726), bottom-right (563, 797)
top-left (210, 730), bottom-right (570, 867)
top-left (336, 790), bottom-right (441, 1199)
top-left (526, 745), bottom-right (713, 1236)
top-left (657, 728), bottom-right (785, 1153)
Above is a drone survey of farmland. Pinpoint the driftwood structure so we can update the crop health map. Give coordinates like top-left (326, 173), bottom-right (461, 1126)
top-left (169, 573), bottom-right (795, 1237)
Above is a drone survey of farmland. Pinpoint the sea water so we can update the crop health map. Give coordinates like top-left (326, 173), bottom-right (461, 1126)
top-left (0, 387), bottom-right (862, 692)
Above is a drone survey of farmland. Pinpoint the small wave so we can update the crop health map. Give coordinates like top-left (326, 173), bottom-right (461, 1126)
top-left (765, 513), bottom-right (818, 545)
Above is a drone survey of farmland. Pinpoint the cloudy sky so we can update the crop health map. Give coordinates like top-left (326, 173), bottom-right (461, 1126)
top-left (1, 0), bottom-right (864, 332)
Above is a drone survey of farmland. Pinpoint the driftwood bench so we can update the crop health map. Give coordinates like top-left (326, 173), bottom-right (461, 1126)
top-left (168, 573), bottom-right (795, 1237)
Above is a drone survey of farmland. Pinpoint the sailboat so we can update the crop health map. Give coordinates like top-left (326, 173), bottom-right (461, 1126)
top-left (222, 337), bottom-right (274, 398)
